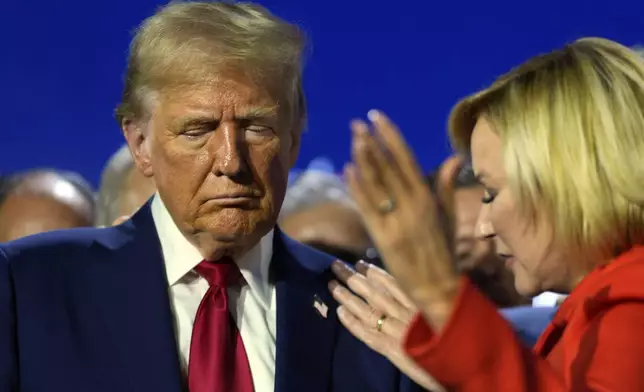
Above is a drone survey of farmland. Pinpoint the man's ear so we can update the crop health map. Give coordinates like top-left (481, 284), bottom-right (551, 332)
top-left (122, 118), bottom-right (154, 177)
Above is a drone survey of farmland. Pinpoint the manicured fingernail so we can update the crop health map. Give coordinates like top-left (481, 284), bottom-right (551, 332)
top-left (328, 280), bottom-right (338, 290)
top-left (331, 260), bottom-right (344, 274)
top-left (337, 306), bottom-right (346, 317)
top-left (356, 260), bottom-right (369, 272)
top-left (333, 260), bottom-right (355, 276)
top-left (367, 109), bottom-right (380, 122)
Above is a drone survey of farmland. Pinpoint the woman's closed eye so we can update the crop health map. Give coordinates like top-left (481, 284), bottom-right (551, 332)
top-left (481, 189), bottom-right (497, 204)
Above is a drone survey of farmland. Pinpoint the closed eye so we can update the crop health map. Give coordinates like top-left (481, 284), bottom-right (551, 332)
top-left (244, 124), bottom-right (274, 134)
top-left (481, 190), bottom-right (496, 204)
top-left (183, 128), bottom-right (212, 140)
top-left (181, 120), bottom-right (218, 139)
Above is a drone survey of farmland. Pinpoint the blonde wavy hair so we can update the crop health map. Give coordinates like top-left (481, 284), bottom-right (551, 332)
top-left (449, 37), bottom-right (644, 266)
top-left (115, 1), bottom-right (307, 132)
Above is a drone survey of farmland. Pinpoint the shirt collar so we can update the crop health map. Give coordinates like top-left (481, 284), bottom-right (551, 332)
top-left (531, 292), bottom-right (567, 307)
top-left (151, 193), bottom-right (274, 305)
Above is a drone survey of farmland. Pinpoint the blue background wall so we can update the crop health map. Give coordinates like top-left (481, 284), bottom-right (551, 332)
top-left (1, 0), bottom-right (642, 184)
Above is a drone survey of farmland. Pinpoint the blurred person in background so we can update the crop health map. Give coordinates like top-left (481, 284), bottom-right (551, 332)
top-left (0, 2), bottom-right (426, 392)
top-left (426, 163), bottom-right (527, 308)
top-left (0, 169), bottom-right (95, 242)
top-left (279, 159), bottom-right (372, 264)
top-left (96, 144), bottom-right (156, 227)
top-left (333, 38), bottom-right (644, 390)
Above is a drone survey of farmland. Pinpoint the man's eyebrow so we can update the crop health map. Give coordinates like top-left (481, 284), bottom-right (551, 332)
top-left (169, 113), bottom-right (218, 129)
top-left (240, 105), bottom-right (279, 119)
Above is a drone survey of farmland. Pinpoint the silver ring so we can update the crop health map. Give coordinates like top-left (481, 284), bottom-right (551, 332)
top-left (376, 314), bottom-right (387, 332)
top-left (378, 199), bottom-right (395, 214)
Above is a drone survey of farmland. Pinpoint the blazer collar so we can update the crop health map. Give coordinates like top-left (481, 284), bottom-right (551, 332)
top-left (272, 229), bottom-right (341, 392)
top-left (88, 201), bottom-right (184, 392)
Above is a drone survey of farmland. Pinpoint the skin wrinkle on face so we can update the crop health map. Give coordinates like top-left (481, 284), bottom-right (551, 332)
top-left (124, 73), bottom-right (300, 261)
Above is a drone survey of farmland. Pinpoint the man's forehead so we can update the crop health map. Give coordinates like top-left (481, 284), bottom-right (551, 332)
top-left (157, 81), bottom-right (280, 115)
top-left (163, 72), bottom-right (277, 99)
top-left (0, 193), bottom-right (82, 220)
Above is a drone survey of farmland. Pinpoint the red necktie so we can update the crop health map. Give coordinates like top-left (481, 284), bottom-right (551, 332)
top-left (188, 259), bottom-right (255, 392)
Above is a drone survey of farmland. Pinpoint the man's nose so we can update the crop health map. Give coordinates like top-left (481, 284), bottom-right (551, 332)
top-left (211, 122), bottom-right (248, 178)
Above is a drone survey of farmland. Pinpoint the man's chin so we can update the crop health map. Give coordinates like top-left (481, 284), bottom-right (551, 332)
top-left (192, 215), bottom-right (273, 242)
top-left (202, 231), bottom-right (251, 243)
top-left (192, 224), bottom-right (255, 241)
top-left (190, 228), bottom-right (260, 260)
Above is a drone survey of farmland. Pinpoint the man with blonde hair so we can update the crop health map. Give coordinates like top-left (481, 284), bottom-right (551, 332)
top-left (0, 2), bottom-right (423, 392)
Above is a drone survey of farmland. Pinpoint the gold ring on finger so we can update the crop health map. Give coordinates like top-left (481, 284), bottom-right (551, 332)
top-left (377, 199), bottom-right (395, 214)
top-left (376, 314), bottom-right (388, 332)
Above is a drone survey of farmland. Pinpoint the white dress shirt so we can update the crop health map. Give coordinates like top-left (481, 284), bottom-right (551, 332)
top-left (532, 291), bottom-right (567, 307)
top-left (151, 194), bottom-right (277, 392)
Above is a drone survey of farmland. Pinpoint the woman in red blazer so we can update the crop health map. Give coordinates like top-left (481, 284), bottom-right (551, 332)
top-left (333, 37), bottom-right (644, 391)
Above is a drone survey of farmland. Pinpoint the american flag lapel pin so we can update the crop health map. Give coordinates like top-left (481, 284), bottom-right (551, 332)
top-left (313, 294), bottom-right (328, 319)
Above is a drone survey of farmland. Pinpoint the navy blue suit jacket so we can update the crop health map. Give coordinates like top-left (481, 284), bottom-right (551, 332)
top-left (0, 203), bottom-right (425, 392)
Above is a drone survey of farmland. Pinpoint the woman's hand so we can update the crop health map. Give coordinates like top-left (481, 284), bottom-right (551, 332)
top-left (344, 110), bottom-right (463, 330)
top-left (329, 260), bottom-right (445, 392)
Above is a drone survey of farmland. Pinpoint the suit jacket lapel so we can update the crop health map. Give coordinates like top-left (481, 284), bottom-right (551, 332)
top-left (88, 202), bottom-right (184, 392)
top-left (273, 230), bottom-right (339, 392)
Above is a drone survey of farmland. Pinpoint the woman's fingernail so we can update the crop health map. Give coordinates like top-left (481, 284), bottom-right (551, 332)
top-left (331, 260), bottom-right (345, 274)
top-left (367, 109), bottom-right (380, 122)
top-left (337, 306), bottom-right (346, 317)
top-left (356, 260), bottom-right (370, 272)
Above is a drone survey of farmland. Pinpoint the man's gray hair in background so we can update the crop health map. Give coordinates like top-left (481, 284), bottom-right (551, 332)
top-left (279, 168), bottom-right (355, 222)
top-left (0, 169), bottom-right (96, 224)
top-left (96, 145), bottom-right (136, 227)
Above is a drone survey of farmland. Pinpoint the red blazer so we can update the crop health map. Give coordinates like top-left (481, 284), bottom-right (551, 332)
top-left (404, 246), bottom-right (644, 391)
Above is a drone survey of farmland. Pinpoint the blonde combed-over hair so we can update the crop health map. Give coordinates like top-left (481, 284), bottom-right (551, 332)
top-left (449, 37), bottom-right (644, 266)
top-left (115, 1), bottom-right (307, 131)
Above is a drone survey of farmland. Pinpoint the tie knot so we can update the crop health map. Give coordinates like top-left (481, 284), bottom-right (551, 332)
top-left (195, 258), bottom-right (243, 288)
